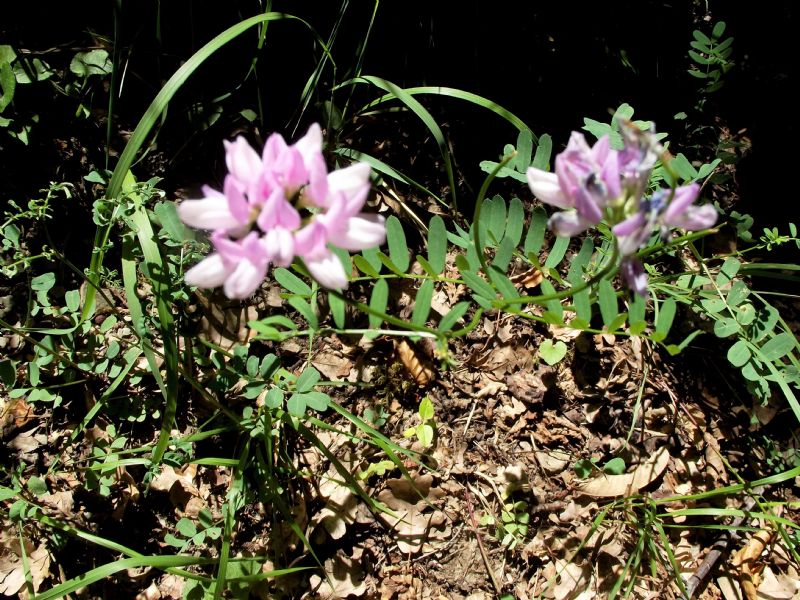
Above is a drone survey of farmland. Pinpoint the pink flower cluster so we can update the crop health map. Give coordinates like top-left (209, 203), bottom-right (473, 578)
top-left (526, 125), bottom-right (717, 295)
top-left (178, 124), bottom-right (386, 299)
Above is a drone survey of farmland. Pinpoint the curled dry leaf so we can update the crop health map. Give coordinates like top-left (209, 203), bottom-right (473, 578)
top-left (0, 530), bottom-right (50, 596)
top-left (510, 266), bottom-right (544, 290)
top-left (377, 474), bottom-right (448, 554)
top-left (314, 475), bottom-right (359, 540)
top-left (576, 447), bottom-right (670, 498)
top-left (312, 351), bottom-right (353, 380)
top-left (733, 527), bottom-right (776, 600)
top-left (309, 550), bottom-right (367, 599)
top-left (395, 339), bottom-right (435, 387)
top-left (542, 559), bottom-right (592, 600)
top-left (1, 398), bottom-right (35, 437)
top-left (150, 464), bottom-right (196, 493)
top-left (535, 449), bottom-right (571, 475)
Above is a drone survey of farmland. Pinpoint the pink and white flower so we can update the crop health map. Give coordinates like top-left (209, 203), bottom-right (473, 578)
top-left (528, 125), bottom-right (717, 295)
top-left (178, 124), bottom-right (386, 298)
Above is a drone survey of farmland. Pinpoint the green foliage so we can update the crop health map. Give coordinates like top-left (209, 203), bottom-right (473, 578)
top-left (480, 499), bottom-right (531, 550)
top-left (669, 253), bottom-right (800, 418)
top-left (164, 509), bottom-right (223, 552)
top-left (479, 129), bottom-right (550, 183)
top-left (3, 7), bottom-right (798, 598)
top-left (687, 21), bottom-right (734, 96)
top-left (539, 339), bottom-right (567, 365)
top-left (403, 396), bottom-right (436, 448)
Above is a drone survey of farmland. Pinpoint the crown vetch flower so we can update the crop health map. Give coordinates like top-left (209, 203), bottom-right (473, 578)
top-left (612, 184), bottom-right (717, 256)
top-left (178, 124), bottom-right (386, 298)
top-left (620, 257), bottom-right (648, 297)
top-left (184, 231), bottom-right (270, 300)
top-left (527, 132), bottom-right (622, 236)
top-left (527, 124), bottom-right (718, 295)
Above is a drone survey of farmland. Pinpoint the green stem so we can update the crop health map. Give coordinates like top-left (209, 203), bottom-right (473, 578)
top-left (327, 289), bottom-right (444, 341)
top-left (498, 241), bottom-right (621, 308)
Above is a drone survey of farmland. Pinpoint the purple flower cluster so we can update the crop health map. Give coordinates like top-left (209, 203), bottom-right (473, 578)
top-left (526, 125), bottom-right (717, 295)
top-left (178, 124), bottom-right (386, 299)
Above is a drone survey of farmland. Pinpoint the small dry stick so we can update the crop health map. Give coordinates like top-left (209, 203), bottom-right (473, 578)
top-left (683, 488), bottom-right (763, 599)
top-left (464, 486), bottom-right (504, 596)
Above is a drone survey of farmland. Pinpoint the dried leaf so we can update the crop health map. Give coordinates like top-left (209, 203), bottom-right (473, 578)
top-left (309, 551), bottom-right (367, 599)
top-left (150, 464), bottom-right (197, 493)
top-left (395, 339), bottom-right (435, 386)
top-left (577, 447), bottom-right (670, 497)
top-left (314, 475), bottom-right (359, 540)
top-left (312, 352), bottom-right (353, 380)
top-left (1, 398), bottom-right (35, 437)
top-left (0, 536), bottom-right (50, 596)
top-left (544, 559), bottom-right (592, 600)
top-left (377, 474), bottom-right (448, 554)
top-left (535, 449), bottom-right (571, 475)
top-left (511, 267), bottom-right (544, 290)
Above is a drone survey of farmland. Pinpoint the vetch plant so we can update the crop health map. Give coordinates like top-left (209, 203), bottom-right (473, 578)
top-left (178, 123), bottom-right (386, 298)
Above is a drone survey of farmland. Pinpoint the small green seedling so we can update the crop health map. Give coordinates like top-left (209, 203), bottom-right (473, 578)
top-left (480, 500), bottom-right (531, 550)
top-left (164, 508), bottom-right (222, 552)
top-left (403, 395), bottom-right (436, 448)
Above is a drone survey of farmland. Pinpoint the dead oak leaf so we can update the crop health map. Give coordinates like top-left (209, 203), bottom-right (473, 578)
top-left (309, 551), bottom-right (367, 599)
top-left (313, 476), bottom-right (359, 541)
top-left (0, 540), bottom-right (50, 596)
top-left (312, 352), bottom-right (353, 380)
top-left (377, 474), bottom-right (448, 554)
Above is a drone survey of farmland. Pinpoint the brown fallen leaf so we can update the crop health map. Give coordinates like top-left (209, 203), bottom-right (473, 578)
top-left (0, 398), bottom-right (35, 437)
top-left (535, 449), bottom-right (571, 475)
top-left (313, 474), bottom-right (359, 541)
top-left (0, 528), bottom-right (50, 596)
top-left (377, 474), bottom-right (448, 554)
top-left (312, 351), bottom-right (353, 380)
top-left (309, 550), bottom-right (367, 599)
top-left (732, 527), bottom-right (774, 600)
top-left (395, 339), bottom-right (435, 387)
top-left (576, 447), bottom-right (670, 497)
top-left (510, 266), bottom-right (544, 290)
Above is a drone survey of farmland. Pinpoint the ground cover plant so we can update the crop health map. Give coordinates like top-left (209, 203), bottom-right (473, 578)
top-left (1, 2), bottom-right (799, 599)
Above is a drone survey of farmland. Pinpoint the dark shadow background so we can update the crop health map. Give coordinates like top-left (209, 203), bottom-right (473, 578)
top-left (1, 0), bottom-right (794, 224)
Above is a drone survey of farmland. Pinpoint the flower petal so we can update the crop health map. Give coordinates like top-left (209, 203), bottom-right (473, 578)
top-left (327, 214), bottom-right (387, 251)
top-left (667, 204), bottom-right (718, 230)
top-left (184, 253), bottom-right (230, 289)
top-left (224, 137), bottom-right (262, 187)
top-left (620, 258), bottom-right (648, 297)
top-left (548, 211), bottom-right (594, 237)
top-left (223, 260), bottom-right (267, 299)
top-left (294, 221), bottom-right (328, 257)
top-left (303, 152), bottom-right (330, 207)
top-left (662, 184), bottom-right (700, 222)
top-left (526, 168), bottom-right (572, 208)
top-left (590, 134), bottom-right (611, 164)
top-left (328, 162), bottom-right (371, 197)
top-left (573, 185), bottom-right (603, 224)
top-left (223, 176), bottom-right (252, 223)
top-left (294, 123), bottom-right (323, 165)
top-left (178, 195), bottom-right (241, 230)
top-left (613, 213), bottom-right (649, 256)
top-left (262, 227), bottom-right (295, 267)
top-left (305, 250), bottom-right (349, 290)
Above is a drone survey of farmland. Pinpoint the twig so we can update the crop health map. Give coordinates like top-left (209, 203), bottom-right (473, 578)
top-left (683, 487), bottom-right (763, 599)
top-left (464, 486), bottom-right (504, 597)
